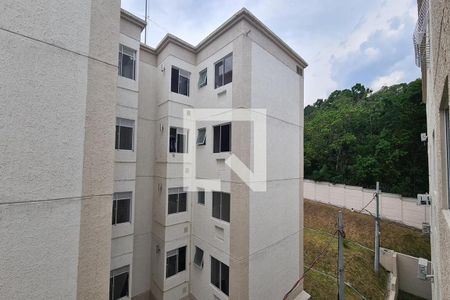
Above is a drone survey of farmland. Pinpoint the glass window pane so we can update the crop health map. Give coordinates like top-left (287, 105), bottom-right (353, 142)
top-left (221, 124), bottom-right (230, 152)
top-left (211, 256), bottom-right (220, 288)
top-left (166, 255), bottom-right (177, 277)
top-left (212, 192), bottom-right (221, 219)
top-left (222, 193), bottom-right (230, 222)
top-left (221, 263), bottom-right (229, 295)
top-left (119, 126), bottom-right (133, 150)
top-left (112, 199), bottom-right (117, 225)
top-left (115, 125), bottom-right (120, 149)
top-left (121, 53), bottom-right (135, 80)
top-left (117, 52), bottom-right (122, 77)
top-left (198, 190), bottom-right (205, 205)
top-left (169, 127), bottom-right (177, 153)
top-left (113, 272), bottom-right (129, 299)
top-left (179, 75), bottom-right (189, 96)
top-left (215, 61), bottom-right (223, 88)
top-left (177, 133), bottom-right (185, 153)
top-left (213, 126), bottom-right (220, 153)
top-left (197, 128), bottom-right (206, 145)
top-left (178, 192), bottom-right (187, 212)
top-left (178, 246), bottom-right (186, 272)
top-left (122, 46), bottom-right (135, 57)
top-left (116, 198), bottom-right (130, 223)
top-left (224, 55), bottom-right (232, 85)
top-left (109, 277), bottom-right (114, 300)
top-left (168, 194), bottom-right (178, 214)
top-left (198, 69), bottom-right (207, 88)
top-left (171, 67), bottom-right (179, 93)
top-left (194, 247), bottom-right (204, 267)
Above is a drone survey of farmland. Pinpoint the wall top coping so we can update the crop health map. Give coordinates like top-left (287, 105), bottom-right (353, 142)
top-left (345, 185), bottom-right (363, 191)
top-left (381, 192), bottom-right (402, 199)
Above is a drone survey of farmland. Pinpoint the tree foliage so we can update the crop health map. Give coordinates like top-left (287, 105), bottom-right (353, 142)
top-left (304, 79), bottom-right (427, 197)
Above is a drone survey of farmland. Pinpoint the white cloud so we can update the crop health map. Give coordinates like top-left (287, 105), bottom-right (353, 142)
top-left (364, 47), bottom-right (380, 59)
top-left (121, 0), bottom-right (419, 106)
top-left (332, 0), bottom-right (414, 62)
top-left (371, 70), bottom-right (405, 91)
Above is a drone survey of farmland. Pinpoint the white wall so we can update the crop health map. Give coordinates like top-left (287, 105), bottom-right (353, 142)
top-left (248, 42), bottom-right (303, 299)
top-left (0, 0), bottom-right (120, 298)
top-left (304, 180), bottom-right (430, 229)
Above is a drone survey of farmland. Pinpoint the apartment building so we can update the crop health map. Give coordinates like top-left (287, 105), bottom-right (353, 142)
top-left (0, 1), bottom-right (307, 299)
top-left (414, 0), bottom-right (450, 298)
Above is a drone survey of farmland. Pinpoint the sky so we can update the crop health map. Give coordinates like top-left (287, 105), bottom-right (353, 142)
top-left (121, 0), bottom-right (421, 106)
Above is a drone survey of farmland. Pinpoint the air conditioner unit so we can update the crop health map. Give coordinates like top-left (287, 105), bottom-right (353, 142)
top-left (422, 222), bottom-right (431, 234)
top-left (417, 194), bottom-right (431, 206)
top-left (417, 258), bottom-right (428, 280)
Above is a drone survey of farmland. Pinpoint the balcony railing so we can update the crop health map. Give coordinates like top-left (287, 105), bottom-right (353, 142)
top-left (413, 0), bottom-right (430, 67)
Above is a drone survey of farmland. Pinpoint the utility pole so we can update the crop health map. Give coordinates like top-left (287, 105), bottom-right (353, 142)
top-left (144, 0), bottom-right (148, 44)
top-left (374, 181), bottom-right (380, 273)
top-left (338, 210), bottom-right (345, 300)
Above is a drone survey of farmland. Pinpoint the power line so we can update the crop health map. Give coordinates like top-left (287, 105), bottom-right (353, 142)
top-left (283, 230), bottom-right (338, 300)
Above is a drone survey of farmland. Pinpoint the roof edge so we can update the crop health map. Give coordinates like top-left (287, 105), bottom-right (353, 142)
top-left (121, 9), bottom-right (147, 30)
top-left (142, 7), bottom-right (307, 68)
top-left (196, 8), bottom-right (307, 67)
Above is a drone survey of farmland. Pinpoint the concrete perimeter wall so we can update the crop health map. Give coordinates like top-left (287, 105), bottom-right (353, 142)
top-left (380, 248), bottom-right (432, 299)
top-left (304, 180), bottom-right (429, 229)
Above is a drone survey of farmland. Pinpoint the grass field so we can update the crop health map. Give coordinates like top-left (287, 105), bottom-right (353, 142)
top-left (303, 200), bottom-right (431, 299)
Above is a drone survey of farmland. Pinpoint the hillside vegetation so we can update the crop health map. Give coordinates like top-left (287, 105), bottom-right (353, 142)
top-left (304, 80), bottom-right (427, 197)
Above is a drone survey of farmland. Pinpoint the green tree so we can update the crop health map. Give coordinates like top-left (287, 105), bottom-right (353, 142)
top-left (304, 80), bottom-right (427, 197)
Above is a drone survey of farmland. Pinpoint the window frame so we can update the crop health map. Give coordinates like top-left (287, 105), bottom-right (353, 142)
top-left (110, 265), bottom-right (130, 300)
top-left (112, 192), bottom-right (132, 225)
top-left (118, 44), bottom-right (136, 80)
top-left (196, 127), bottom-right (206, 146)
top-left (171, 66), bottom-right (190, 96)
top-left (198, 189), bottom-right (205, 205)
top-left (213, 123), bottom-right (231, 153)
top-left (214, 54), bottom-right (233, 89)
top-left (168, 187), bottom-right (187, 215)
top-left (166, 246), bottom-right (187, 278)
top-left (193, 246), bottom-right (204, 269)
top-left (198, 68), bottom-right (208, 88)
top-left (210, 256), bottom-right (229, 296)
top-left (212, 192), bottom-right (230, 222)
top-left (115, 118), bottom-right (135, 151)
top-left (169, 127), bottom-right (189, 153)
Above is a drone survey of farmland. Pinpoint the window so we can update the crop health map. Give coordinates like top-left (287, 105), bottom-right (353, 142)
top-left (110, 266), bottom-right (129, 300)
top-left (115, 118), bottom-right (134, 150)
top-left (198, 189), bottom-right (205, 205)
top-left (194, 246), bottom-right (204, 268)
top-left (168, 187), bottom-right (187, 214)
top-left (211, 256), bottom-right (229, 296)
top-left (118, 44), bottom-right (136, 80)
top-left (445, 108), bottom-right (450, 208)
top-left (169, 127), bottom-right (188, 153)
top-left (212, 192), bottom-right (230, 222)
top-left (112, 192), bottom-right (131, 225)
top-left (213, 123), bottom-right (231, 153)
top-left (166, 246), bottom-right (186, 278)
top-left (197, 127), bottom-right (206, 145)
top-left (171, 67), bottom-right (190, 96)
top-left (198, 68), bottom-right (207, 88)
top-left (215, 54), bottom-right (232, 88)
